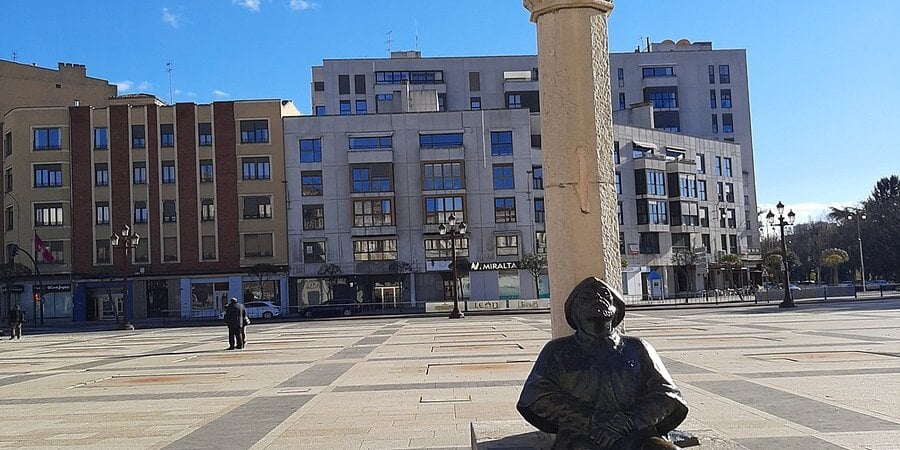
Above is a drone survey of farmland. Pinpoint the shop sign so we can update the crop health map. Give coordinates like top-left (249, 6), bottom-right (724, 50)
top-left (43, 283), bottom-right (72, 293)
top-left (469, 261), bottom-right (520, 271)
top-left (509, 299), bottom-right (550, 310)
top-left (466, 300), bottom-right (508, 311)
top-left (424, 301), bottom-right (454, 313)
top-left (1, 284), bottom-right (24, 294)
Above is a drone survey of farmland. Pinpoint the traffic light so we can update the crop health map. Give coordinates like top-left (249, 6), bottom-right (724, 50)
top-left (34, 292), bottom-right (41, 303)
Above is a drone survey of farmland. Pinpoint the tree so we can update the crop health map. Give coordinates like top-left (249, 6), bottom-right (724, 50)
top-left (317, 263), bottom-right (343, 300)
top-left (862, 175), bottom-right (900, 281)
top-left (389, 260), bottom-right (413, 305)
top-left (718, 253), bottom-right (743, 289)
top-left (1, 263), bottom-right (31, 317)
top-left (671, 249), bottom-right (699, 292)
top-left (520, 254), bottom-right (548, 298)
top-left (248, 263), bottom-right (279, 302)
top-left (820, 248), bottom-right (849, 284)
top-left (762, 249), bottom-right (800, 284)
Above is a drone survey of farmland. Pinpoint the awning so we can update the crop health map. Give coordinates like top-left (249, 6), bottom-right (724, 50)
top-left (632, 140), bottom-right (658, 150)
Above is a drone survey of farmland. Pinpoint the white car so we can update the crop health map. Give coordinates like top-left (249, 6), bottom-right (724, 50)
top-left (218, 301), bottom-right (282, 320)
top-left (865, 280), bottom-right (892, 289)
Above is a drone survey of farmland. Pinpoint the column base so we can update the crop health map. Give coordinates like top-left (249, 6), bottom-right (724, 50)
top-left (449, 310), bottom-right (465, 319)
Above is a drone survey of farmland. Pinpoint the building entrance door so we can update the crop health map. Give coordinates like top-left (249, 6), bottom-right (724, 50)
top-left (374, 283), bottom-right (400, 310)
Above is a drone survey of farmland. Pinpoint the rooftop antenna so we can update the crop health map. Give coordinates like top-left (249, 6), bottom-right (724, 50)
top-left (414, 20), bottom-right (420, 51)
top-left (166, 61), bottom-right (174, 104)
top-left (386, 31), bottom-right (393, 54)
top-left (11, 51), bottom-right (17, 62)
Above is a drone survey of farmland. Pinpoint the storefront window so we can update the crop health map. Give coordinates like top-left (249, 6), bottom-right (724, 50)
top-left (42, 292), bottom-right (73, 318)
top-left (498, 270), bottom-right (520, 300)
top-left (191, 282), bottom-right (229, 312)
top-left (538, 274), bottom-right (550, 299)
top-left (243, 280), bottom-right (280, 303)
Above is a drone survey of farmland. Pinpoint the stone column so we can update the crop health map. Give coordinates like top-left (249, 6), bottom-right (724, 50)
top-left (524, 0), bottom-right (621, 338)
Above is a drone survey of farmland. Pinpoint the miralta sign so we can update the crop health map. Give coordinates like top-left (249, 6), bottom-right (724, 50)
top-left (470, 261), bottom-right (521, 271)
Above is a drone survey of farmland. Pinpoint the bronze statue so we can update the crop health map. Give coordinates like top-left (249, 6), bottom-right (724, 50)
top-left (517, 277), bottom-right (688, 449)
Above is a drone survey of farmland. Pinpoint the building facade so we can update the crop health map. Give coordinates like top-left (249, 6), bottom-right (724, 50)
top-left (1, 96), bottom-right (296, 321)
top-left (0, 60), bottom-right (116, 115)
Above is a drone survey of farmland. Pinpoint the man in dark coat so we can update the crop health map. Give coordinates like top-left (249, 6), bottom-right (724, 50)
top-left (517, 277), bottom-right (688, 449)
top-left (8, 304), bottom-right (25, 340)
top-left (223, 298), bottom-right (248, 350)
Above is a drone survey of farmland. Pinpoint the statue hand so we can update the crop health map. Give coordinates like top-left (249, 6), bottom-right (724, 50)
top-left (589, 412), bottom-right (633, 447)
top-left (588, 428), bottom-right (621, 448)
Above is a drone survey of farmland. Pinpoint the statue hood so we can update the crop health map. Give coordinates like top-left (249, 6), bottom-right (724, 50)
top-left (564, 277), bottom-right (626, 331)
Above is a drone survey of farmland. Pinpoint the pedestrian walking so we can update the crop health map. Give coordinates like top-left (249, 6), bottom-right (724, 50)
top-left (223, 298), bottom-right (248, 350)
top-left (8, 304), bottom-right (25, 340)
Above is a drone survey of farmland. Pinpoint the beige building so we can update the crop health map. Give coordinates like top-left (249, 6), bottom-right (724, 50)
top-left (0, 60), bottom-right (116, 116)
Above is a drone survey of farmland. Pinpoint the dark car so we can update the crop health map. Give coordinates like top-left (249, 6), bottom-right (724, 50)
top-left (300, 298), bottom-right (361, 318)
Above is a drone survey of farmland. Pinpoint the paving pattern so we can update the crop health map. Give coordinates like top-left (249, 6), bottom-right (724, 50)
top-left (0, 299), bottom-right (898, 449)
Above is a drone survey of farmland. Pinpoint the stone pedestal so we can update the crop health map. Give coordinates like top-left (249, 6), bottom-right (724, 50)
top-left (524, 0), bottom-right (621, 338)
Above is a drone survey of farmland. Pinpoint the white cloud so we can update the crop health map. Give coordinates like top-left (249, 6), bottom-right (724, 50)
top-left (290, 0), bottom-right (317, 11)
top-left (162, 7), bottom-right (180, 28)
top-left (136, 81), bottom-right (153, 91)
top-left (212, 89), bottom-right (231, 98)
top-left (234, 0), bottom-right (261, 11)
top-left (114, 80), bottom-right (134, 92)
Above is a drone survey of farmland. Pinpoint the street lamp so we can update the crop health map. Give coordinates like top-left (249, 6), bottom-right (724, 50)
top-left (110, 224), bottom-right (140, 329)
top-left (847, 212), bottom-right (867, 292)
top-left (766, 201), bottom-right (796, 308)
top-left (439, 214), bottom-right (467, 319)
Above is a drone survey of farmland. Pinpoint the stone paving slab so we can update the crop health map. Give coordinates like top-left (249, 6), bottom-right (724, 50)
top-left (1, 300), bottom-right (899, 448)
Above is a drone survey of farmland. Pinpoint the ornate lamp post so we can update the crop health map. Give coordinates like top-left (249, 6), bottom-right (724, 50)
top-left (110, 224), bottom-right (140, 329)
top-left (766, 202), bottom-right (796, 308)
top-left (439, 214), bottom-right (466, 319)
top-left (847, 212), bottom-right (867, 291)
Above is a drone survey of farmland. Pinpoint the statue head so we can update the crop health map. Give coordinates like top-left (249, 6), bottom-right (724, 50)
top-left (564, 277), bottom-right (626, 336)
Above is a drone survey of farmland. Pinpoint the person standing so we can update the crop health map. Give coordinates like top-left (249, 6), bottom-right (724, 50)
top-left (8, 304), bottom-right (25, 340)
top-left (223, 298), bottom-right (247, 350)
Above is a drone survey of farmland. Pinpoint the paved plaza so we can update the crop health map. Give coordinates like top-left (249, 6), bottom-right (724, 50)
top-left (1, 299), bottom-right (898, 449)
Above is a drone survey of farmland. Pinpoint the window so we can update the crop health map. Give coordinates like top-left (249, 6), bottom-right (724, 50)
top-left (723, 114), bottom-right (734, 133)
top-left (349, 136), bottom-right (392, 150)
top-left (727, 208), bottom-right (737, 228)
top-left (420, 133), bottom-right (464, 149)
top-left (242, 157), bottom-right (271, 180)
top-left (720, 89), bottom-right (732, 108)
top-left (133, 162), bottom-right (147, 184)
top-left (34, 164), bottom-right (62, 188)
top-left (131, 125), bottom-right (145, 148)
top-left (717, 182), bottom-right (724, 202)
top-left (507, 93), bottom-right (522, 109)
top-left (353, 199), bottom-right (393, 227)
top-left (339, 100), bottom-right (351, 115)
top-left (496, 235), bottom-right (520, 256)
top-left (491, 131), bottom-right (513, 156)
top-left (470, 97), bottom-right (481, 110)
top-left (338, 74), bottom-right (350, 94)
top-left (494, 197), bottom-right (516, 223)
top-left (425, 237), bottom-right (468, 260)
top-left (301, 171), bottom-right (323, 196)
top-left (303, 241), bottom-right (326, 263)
top-left (4, 168), bottom-right (10, 192)
top-left (711, 114), bottom-right (718, 133)
top-left (617, 201), bottom-right (624, 225)
top-left (725, 183), bottom-right (735, 202)
top-left (645, 89), bottom-right (678, 109)
top-left (202, 235), bottom-right (217, 260)
top-left (161, 161), bottom-right (176, 184)
top-left (243, 196), bottom-right (272, 219)
top-left (134, 201), bottom-right (148, 223)
top-left (698, 180), bottom-right (708, 201)
top-left (34, 203), bottom-right (63, 227)
top-left (714, 157), bottom-right (722, 176)
top-left (163, 200), bottom-right (177, 223)
top-left (532, 167), bottom-right (543, 190)
top-left (354, 74), bottom-right (367, 94)
top-left (302, 204), bottom-right (324, 230)
top-left (33, 127), bottom-right (62, 150)
top-left (636, 200), bottom-right (668, 225)
top-left (642, 67), bottom-right (675, 78)
top-left (696, 153), bottom-right (706, 174)
top-left (672, 233), bottom-right (691, 249)
top-left (615, 172), bottom-right (622, 194)
top-left (95, 202), bottom-right (109, 225)
top-left (700, 207), bottom-right (710, 227)
top-left (3, 132), bottom-right (11, 156)
top-left (160, 124), bottom-right (175, 147)
top-left (619, 92), bottom-right (626, 110)
top-left (639, 233), bottom-right (660, 254)
top-left (425, 196), bottom-right (464, 224)
top-left (315, 106), bottom-right (326, 116)
top-left (353, 238), bottom-right (397, 261)
top-left (94, 127), bottom-right (108, 149)
top-left (244, 234), bottom-right (274, 258)
top-left (239, 120), bottom-right (269, 143)
top-left (438, 93), bottom-right (446, 112)
top-left (164, 237), bottom-right (178, 261)
top-left (679, 175), bottom-right (698, 198)
top-left (701, 233), bottom-right (711, 252)
top-left (492, 164), bottom-right (514, 189)
top-left (708, 65), bottom-right (715, 84)
top-left (355, 100), bottom-right (367, 115)
top-left (721, 234), bottom-right (728, 252)
top-left (534, 198), bottom-right (545, 223)
top-left (300, 138), bottom-right (322, 162)
top-left (201, 199), bottom-right (215, 221)
top-left (673, 202), bottom-right (699, 226)
top-left (423, 162), bottom-right (463, 190)
top-left (95, 163), bottom-right (109, 186)
top-left (645, 170), bottom-right (666, 196)
top-left (376, 70), bottom-right (443, 84)
top-left (730, 235), bottom-right (739, 254)
top-left (375, 94), bottom-right (393, 113)
top-left (709, 90), bottom-right (717, 109)
top-left (199, 160), bottom-right (213, 182)
top-left (719, 65), bottom-right (731, 84)
top-left (724, 158), bottom-right (733, 177)
top-left (536, 231), bottom-right (547, 254)
top-left (313, 81), bottom-right (325, 92)
top-left (469, 71), bottom-right (480, 91)
top-left (351, 164), bottom-right (392, 192)
top-left (96, 239), bottom-right (110, 264)
top-left (198, 123), bottom-right (212, 146)
top-left (617, 68), bottom-right (624, 87)
top-left (5, 207), bottom-right (12, 231)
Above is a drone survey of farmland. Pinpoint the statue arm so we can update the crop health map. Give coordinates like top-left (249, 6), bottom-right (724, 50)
top-left (626, 339), bottom-right (689, 433)
top-left (517, 346), bottom-right (594, 433)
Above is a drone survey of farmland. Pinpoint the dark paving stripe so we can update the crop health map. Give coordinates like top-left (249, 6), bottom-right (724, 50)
top-left (164, 394), bottom-right (313, 450)
top-left (0, 390), bottom-right (256, 405)
top-left (370, 353), bottom-right (536, 362)
top-left (87, 360), bottom-right (316, 372)
top-left (657, 341), bottom-right (877, 353)
top-left (332, 379), bottom-right (524, 392)
top-left (801, 330), bottom-right (898, 343)
top-left (742, 366), bottom-right (900, 378)
top-left (277, 362), bottom-right (356, 388)
top-left (693, 380), bottom-right (899, 432)
top-left (356, 335), bottom-right (391, 346)
top-left (736, 436), bottom-right (847, 450)
top-left (329, 344), bottom-right (378, 360)
top-left (0, 373), bottom-right (49, 387)
top-left (659, 357), bottom-right (712, 374)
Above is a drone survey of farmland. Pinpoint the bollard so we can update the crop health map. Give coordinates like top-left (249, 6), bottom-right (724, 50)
top-left (823, 285), bottom-right (827, 302)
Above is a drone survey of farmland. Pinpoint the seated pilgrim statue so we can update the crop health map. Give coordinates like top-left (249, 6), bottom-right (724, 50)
top-left (517, 277), bottom-right (689, 449)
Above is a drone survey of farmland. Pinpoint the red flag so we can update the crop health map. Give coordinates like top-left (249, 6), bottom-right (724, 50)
top-left (34, 232), bottom-right (55, 263)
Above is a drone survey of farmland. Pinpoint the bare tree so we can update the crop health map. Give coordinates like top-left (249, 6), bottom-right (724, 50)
top-left (671, 249), bottom-right (699, 292)
top-left (520, 254), bottom-right (548, 298)
top-left (317, 263), bottom-right (343, 300)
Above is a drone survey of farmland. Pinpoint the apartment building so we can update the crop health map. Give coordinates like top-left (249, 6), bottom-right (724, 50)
top-left (0, 60), bottom-right (116, 115)
top-left (1, 96), bottom-right (296, 321)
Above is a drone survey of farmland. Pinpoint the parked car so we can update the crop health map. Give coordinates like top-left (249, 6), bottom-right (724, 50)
top-left (838, 281), bottom-right (857, 287)
top-left (865, 280), bottom-right (892, 289)
top-left (218, 301), bottom-right (282, 320)
top-left (300, 298), bottom-right (361, 318)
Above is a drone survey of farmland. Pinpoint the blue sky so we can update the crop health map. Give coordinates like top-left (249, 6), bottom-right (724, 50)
top-left (3, 1), bottom-right (898, 222)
